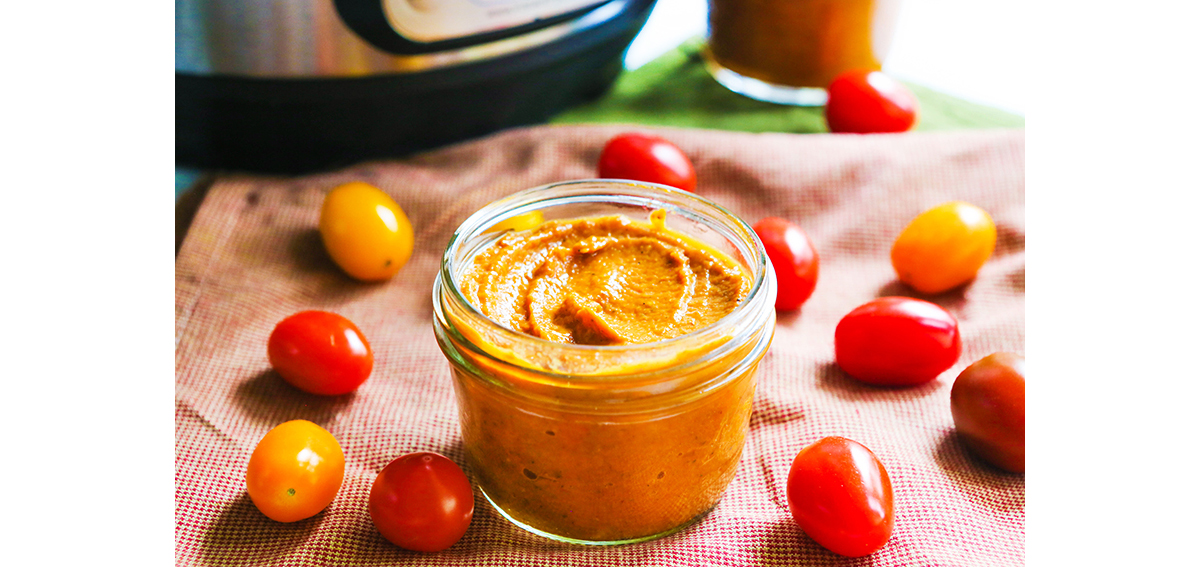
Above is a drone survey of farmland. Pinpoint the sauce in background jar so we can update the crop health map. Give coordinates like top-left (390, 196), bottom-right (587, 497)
top-left (706, 0), bottom-right (903, 104)
top-left (434, 180), bottom-right (776, 544)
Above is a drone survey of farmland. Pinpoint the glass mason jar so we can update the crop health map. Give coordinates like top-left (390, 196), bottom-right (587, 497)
top-left (433, 180), bottom-right (777, 545)
top-left (705, 0), bottom-right (903, 106)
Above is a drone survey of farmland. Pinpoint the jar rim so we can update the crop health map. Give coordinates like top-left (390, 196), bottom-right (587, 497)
top-left (435, 179), bottom-right (775, 380)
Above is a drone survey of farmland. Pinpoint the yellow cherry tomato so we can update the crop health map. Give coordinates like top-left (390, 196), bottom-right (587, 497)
top-left (319, 182), bottom-right (414, 281)
top-left (891, 201), bottom-right (997, 294)
top-left (246, 420), bottom-right (345, 523)
top-left (486, 210), bottom-right (544, 233)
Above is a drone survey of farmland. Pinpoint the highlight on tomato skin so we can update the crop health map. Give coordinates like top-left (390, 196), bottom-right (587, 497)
top-left (834, 297), bottom-right (962, 386)
top-left (786, 436), bottom-right (895, 557)
top-left (369, 452), bottom-right (475, 553)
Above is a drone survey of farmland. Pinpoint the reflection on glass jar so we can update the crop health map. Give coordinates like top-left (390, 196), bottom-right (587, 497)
top-left (705, 0), bottom-right (903, 105)
top-left (433, 180), bottom-right (776, 544)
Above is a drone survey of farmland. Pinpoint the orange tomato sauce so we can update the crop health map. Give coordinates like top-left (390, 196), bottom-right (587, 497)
top-left (451, 211), bottom-right (762, 541)
top-left (707, 0), bottom-right (901, 89)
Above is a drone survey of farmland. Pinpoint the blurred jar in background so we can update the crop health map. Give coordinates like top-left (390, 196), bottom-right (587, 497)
top-left (705, 0), bottom-right (903, 105)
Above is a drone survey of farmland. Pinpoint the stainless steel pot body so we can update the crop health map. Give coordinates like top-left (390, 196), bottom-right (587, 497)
top-left (175, 0), bottom-right (656, 173)
top-left (176, 0), bottom-right (635, 77)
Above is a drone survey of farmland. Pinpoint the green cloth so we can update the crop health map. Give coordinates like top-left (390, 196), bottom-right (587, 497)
top-left (554, 37), bottom-right (1024, 132)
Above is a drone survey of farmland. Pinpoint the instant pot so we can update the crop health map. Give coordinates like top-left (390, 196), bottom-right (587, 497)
top-left (176, 0), bottom-right (656, 173)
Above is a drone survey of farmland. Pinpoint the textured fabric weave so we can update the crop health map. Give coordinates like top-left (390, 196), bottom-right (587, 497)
top-left (176, 125), bottom-right (1025, 566)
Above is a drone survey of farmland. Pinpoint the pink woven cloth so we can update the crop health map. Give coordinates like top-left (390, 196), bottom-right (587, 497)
top-left (176, 125), bottom-right (1024, 566)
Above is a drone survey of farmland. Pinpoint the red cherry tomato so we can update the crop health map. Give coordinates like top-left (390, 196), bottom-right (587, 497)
top-left (267, 311), bottom-right (373, 396)
top-left (825, 70), bottom-right (919, 134)
top-left (835, 297), bottom-right (961, 386)
top-left (787, 436), bottom-right (894, 557)
top-left (753, 217), bottom-right (819, 311)
top-left (597, 133), bottom-right (697, 192)
top-left (951, 353), bottom-right (1026, 473)
top-left (369, 452), bottom-right (475, 552)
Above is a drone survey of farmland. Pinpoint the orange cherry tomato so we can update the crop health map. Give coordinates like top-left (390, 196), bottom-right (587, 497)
top-left (246, 420), bottom-right (345, 523)
top-left (891, 201), bottom-right (997, 294)
top-left (319, 182), bottom-right (414, 282)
